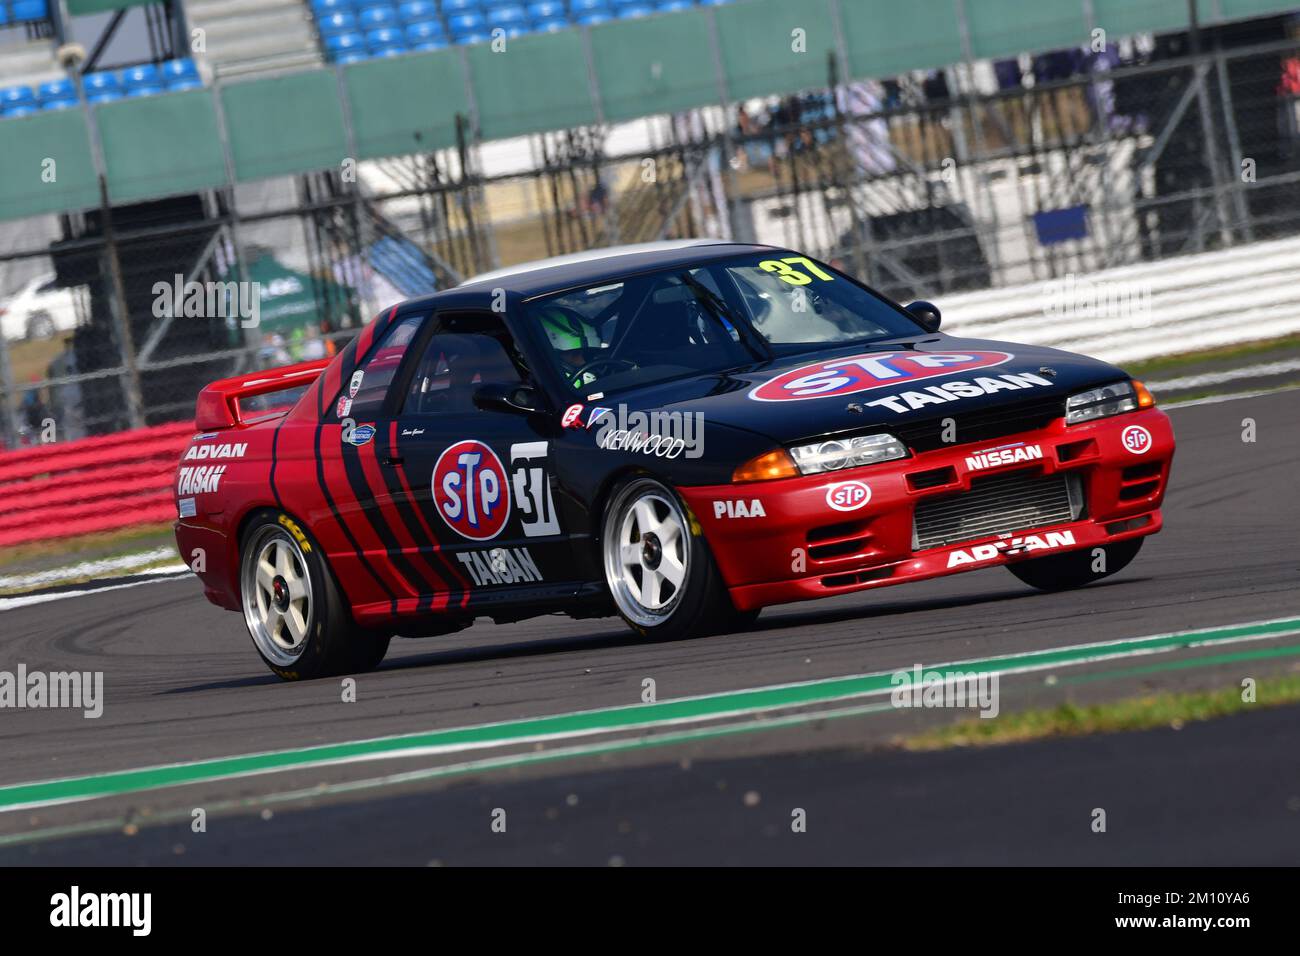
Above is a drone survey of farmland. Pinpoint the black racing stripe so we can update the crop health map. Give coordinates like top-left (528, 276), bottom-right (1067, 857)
top-left (269, 416), bottom-right (285, 509)
top-left (375, 425), bottom-right (467, 613)
top-left (313, 350), bottom-right (396, 613)
top-left (338, 437), bottom-right (440, 609)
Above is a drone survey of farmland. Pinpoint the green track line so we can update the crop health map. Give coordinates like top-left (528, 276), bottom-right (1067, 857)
top-left (1, 615), bottom-right (1298, 812)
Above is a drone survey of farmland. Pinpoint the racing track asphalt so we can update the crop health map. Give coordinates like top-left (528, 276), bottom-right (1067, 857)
top-left (0, 388), bottom-right (1297, 864)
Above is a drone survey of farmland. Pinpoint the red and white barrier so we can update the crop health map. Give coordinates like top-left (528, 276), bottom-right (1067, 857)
top-left (0, 422), bottom-right (192, 549)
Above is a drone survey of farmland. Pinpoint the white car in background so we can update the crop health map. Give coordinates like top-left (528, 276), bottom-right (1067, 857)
top-left (0, 273), bottom-right (81, 342)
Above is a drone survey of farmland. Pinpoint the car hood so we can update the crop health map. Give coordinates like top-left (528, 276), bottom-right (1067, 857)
top-left (610, 334), bottom-right (1129, 446)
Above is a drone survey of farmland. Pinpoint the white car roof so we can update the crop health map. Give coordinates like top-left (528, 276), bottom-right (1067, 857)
top-left (458, 239), bottom-right (733, 288)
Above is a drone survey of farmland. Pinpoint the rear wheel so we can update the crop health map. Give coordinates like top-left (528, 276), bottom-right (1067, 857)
top-left (240, 513), bottom-right (389, 680)
top-left (1006, 537), bottom-right (1144, 592)
top-left (602, 477), bottom-right (755, 641)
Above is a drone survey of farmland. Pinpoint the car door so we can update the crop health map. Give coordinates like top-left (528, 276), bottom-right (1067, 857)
top-left (388, 309), bottom-right (579, 607)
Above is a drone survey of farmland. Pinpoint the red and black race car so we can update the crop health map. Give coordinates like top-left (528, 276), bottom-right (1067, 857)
top-left (176, 240), bottom-right (1174, 680)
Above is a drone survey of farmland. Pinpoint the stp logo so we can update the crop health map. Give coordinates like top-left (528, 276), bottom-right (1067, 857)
top-left (433, 440), bottom-right (511, 540)
top-left (1121, 425), bottom-right (1153, 455)
top-left (826, 480), bottom-right (872, 512)
top-left (749, 350), bottom-right (1014, 402)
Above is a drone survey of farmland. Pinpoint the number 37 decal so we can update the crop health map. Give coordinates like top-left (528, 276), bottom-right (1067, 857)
top-left (511, 441), bottom-right (560, 538)
top-left (758, 256), bottom-right (836, 286)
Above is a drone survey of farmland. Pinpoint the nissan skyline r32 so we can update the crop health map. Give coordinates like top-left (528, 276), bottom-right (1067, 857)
top-left (175, 240), bottom-right (1175, 680)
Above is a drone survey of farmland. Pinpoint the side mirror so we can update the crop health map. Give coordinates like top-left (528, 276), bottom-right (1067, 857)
top-left (905, 300), bottom-right (942, 333)
top-left (473, 383), bottom-right (542, 415)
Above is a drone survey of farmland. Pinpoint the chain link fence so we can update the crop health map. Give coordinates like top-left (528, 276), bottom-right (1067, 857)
top-left (3, 27), bottom-right (1300, 449)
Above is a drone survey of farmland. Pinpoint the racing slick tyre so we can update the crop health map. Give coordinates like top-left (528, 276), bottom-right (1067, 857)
top-left (602, 477), bottom-right (755, 641)
top-left (1005, 537), bottom-right (1144, 592)
top-left (240, 512), bottom-right (391, 680)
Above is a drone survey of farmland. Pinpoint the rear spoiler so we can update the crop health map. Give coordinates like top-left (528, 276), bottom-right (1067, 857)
top-left (194, 358), bottom-right (332, 430)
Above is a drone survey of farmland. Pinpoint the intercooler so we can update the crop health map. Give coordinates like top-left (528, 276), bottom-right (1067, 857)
top-left (913, 470), bottom-right (1083, 550)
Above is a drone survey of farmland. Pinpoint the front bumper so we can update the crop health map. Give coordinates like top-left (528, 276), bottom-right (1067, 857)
top-left (678, 407), bottom-right (1175, 612)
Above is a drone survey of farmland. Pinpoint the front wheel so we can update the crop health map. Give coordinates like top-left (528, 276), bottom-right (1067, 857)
top-left (1006, 536), bottom-right (1144, 592)
top-left (601, 477), bottom-right (753, 641)
top-left (240, 513), bottom-right (390, 680)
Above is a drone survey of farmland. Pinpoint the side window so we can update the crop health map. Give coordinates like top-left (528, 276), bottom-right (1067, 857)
top-left (342, 314), bottom-right (423, 419)
top-left (403, 313), bottom-right (523, 417)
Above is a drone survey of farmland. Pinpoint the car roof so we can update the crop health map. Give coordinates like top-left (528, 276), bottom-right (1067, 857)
top-left (417, 239), bottom-right (780, 306)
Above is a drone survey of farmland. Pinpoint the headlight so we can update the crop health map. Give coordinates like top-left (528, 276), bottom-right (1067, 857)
top-left (789, 433), bottom-right (906, 475)
top-left (1065, 380), bottom-right (1153, 424)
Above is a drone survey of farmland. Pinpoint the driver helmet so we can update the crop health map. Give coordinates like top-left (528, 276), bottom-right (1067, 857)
top-left (539, 307), bottom-right (600, 352)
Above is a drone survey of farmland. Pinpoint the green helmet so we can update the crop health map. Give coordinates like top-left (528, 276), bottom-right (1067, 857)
top-left (539, 307), bottom-right (592, 352)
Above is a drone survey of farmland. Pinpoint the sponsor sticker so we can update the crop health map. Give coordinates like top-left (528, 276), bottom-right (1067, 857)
top-left (177, 465), bottom-right (226, 496)
top-left (826, 480), bottom-right (872, 512)
top-left (346, 423), bottom-right (376, 447)
top-left (587, 406), bottom-right (613, 429)
top-left (946, 530), bottom-right (1076, 568)
top-left (178, 497), bottom-right (197, 519)
top-left (183, 442), bottom-right (247, 461)
top-left (749, 350), bottom-right (1015, 402)
top-left (336, 396), bottom-right (352, 418)
top-left (713, 499), bottom-right (766, 519)
top-left (433, 439), bottom-right (511, 541)
top-left (561, 404), bottom-right (585, 428)
top-left (455, 546), bottom-right (544, 586)
top-left (348, 370), bottom-right (365, 398)
top-left (1121, 425), bottom-right (1153, 455)
top-left (964, 442), bottom-right (1044, 472)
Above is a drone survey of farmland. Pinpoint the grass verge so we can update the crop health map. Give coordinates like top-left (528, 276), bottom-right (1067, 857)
top-left (1125, 333), bottom-right (1300, 380)
top-left (899, 672), bottom-right (1300, 751)
top-left (0, 523), bottom-right (177, 573)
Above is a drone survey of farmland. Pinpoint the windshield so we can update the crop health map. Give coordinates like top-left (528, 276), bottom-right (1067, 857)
top-left (524, 252), bottom-right (924, 397)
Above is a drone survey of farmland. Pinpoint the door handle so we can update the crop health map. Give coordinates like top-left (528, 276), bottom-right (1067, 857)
top-left (382, 456), bottom-right (404, 467)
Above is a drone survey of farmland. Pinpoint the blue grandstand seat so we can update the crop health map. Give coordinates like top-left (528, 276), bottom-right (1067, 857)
top-left (127, 85), bottom-right (164, 98)
top-left (366, 26), bottom-right (403, 49)
top-left (658, 0), bottom-right (692, 9)
top-left (570, 0), bottom-right (609, 12)
top-left (479, 0), bottom-right (520, 7)
top-left (357, 5), bottom-right (396, 29)
top-left (0, 9), bottom-right (8, 26)
top-left (311, 0), bottom-right (351, 13)
top-left (4, 106), bottom-right (38, 118)
top-left (618, 4), bottom-right (653, 17)
top-left (0, 85), bottom-right (36, 109)
top-left (404, 20), bottom-right (443, 42)
top-left (412, 38), bottom-right (448, 51)
top-left (527, 1), bottom-right (565, 18)
top-left (13, 0), bottom-right (51, 22)
top-left (454, 31), bottom-right (491, 45)
top-left (699, 0), bottom-right (730, 5)
top-left (487, 5), bottom-right (526, 27)
top-left (374, 45), bottom-right (406, 57)
top-left (42, 98), bottom-right (79, 111)
top-left (318, 11), bottom-right (357, 34)
top-left (120, 64), bottom-right (161, 90)
top-left (397, 0), bottom-right (437, 22)
top-left (87, 91), bottom-right (123, 105)
top-left (83, 72), bottom-right (121, 96)
top-left (441, 0), bottom-right (477, 14)
top-left (325, 31), bottom-right (367, 54)
top-left (167, 77), bottom-right (204, 92)
top-left (532, 18), bottom-right (567, 32)
top-left (160, 58), bottom-right (200, 82)
top-left (577, 12), bottom-right (611, 24)
top-left (446, 11), bottom-right (485, 34)
top-left (37, 78), bottom-right (73, 102)
top-left (337, 50), bottom-right (370, 64)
